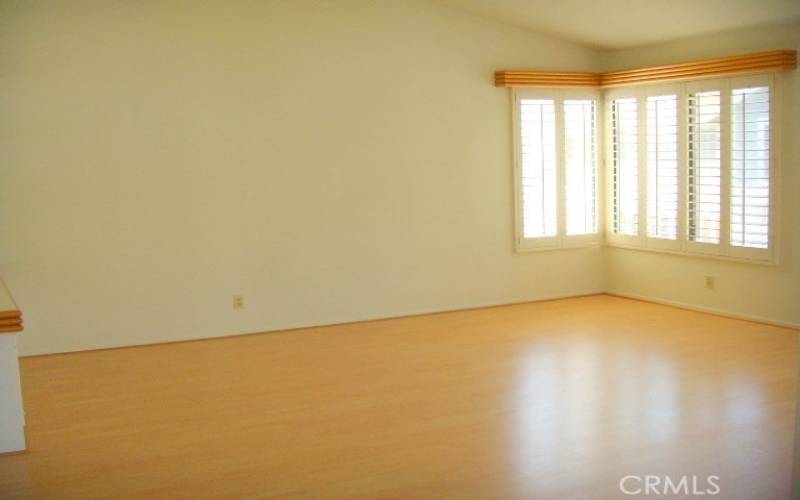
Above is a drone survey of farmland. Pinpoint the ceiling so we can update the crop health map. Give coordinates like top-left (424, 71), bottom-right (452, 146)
top-left (429, 0), bottom-right (800, 50)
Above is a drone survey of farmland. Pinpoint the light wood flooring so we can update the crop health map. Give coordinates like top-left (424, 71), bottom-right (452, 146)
top-left (0, 295), bottom-right (797, 499)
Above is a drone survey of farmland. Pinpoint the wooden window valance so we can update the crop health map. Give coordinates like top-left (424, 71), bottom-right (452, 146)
top-left (495, 50), bottom-right (797, 88)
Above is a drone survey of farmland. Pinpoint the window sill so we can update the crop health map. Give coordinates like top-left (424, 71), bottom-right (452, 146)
top-left (515, 241), bottom-right (601, 253)
top-left (603, 241), bottom-right (779, 266)
top-left (515, 239), bottom-right (778, 266)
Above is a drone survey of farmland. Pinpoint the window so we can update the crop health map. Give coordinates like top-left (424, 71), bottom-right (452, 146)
top-left (514, 89), bottom-right (600, 250)
top-left (504, 56), bottom-right (785, 264)
top-left (606, 74), bottom-right (776, 263)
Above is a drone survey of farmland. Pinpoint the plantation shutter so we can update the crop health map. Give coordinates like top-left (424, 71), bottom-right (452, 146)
top-left (612, 98), bottom-right (639, 236)
top-left (687, 90), bottom-right (722, 245)
top-left (730, 86), bottom-right (770, 250)
top-left (564, 99), bottom-right (597, 235)
top-left (646, 94), bottom-right (679, 240)
top-left (519, 99), bottom-right (557, 239)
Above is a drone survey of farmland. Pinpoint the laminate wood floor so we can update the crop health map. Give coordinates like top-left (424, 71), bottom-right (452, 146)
top-left (0, 295), bottom-right (797, 499)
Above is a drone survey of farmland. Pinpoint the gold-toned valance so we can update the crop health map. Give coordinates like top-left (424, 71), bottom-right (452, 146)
top-left (495, 50), bottom-right (797, 89)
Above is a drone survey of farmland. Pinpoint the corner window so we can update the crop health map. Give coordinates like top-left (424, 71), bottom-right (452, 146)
top-left (606, 74), bottom-right (777, 263)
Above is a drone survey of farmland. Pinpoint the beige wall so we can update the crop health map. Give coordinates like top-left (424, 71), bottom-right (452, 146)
top-left (3, 2), bottom-right (796, 356)
top-left (0, 0), bottom-right (605, 355)
top-left (601, 22), bottom-right (800, 327)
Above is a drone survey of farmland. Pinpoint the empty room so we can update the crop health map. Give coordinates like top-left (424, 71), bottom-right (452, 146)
top-left (0, 0), bottom-right (799, 498)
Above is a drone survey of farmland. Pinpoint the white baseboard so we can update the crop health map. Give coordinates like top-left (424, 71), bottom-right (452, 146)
top-left (21, 289), bottom-right (605, 357)
top-left (26, 288), bottom-right (795, 357)
top-left (606, 291), bottom-right (800, 330)
top-left (220, 289), bottom-right (607, 342)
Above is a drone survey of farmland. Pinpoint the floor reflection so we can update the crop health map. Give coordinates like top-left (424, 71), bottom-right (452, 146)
top-left (509, 327), bottom-right (782, 497)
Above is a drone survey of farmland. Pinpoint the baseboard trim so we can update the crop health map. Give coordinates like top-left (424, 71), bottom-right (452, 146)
top-left (23, 289), bottom-right (795, 358)
top-left (22, 289), bottom-right (605, 358)
top-left (605, 291), bottom-right (800, 330)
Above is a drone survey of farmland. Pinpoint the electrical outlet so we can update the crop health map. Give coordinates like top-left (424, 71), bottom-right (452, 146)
top-left (705, 276), bottom-right (715, 289)
top-left (233, 295), bottom-right (244, 310)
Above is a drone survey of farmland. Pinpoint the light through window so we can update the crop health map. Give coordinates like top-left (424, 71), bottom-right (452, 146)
top-left (646, 94), bottom-right (679, 240)
top-left (731, 86), bottom-right (770, 249)
top-left (515, 90), bottom-right (600, 250)
top-left (612, 98), bottom-right (639, 236)
top-left (512, 74), bottom-right (776, 262)
top-left (688, 90), bottom-right (722, 244)
top-left (564, 99), bottom-right (597, 235)
top-left (519, 99), bottom-right (557, 239)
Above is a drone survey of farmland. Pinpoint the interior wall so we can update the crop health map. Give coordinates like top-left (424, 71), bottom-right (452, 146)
top-left (0, 0), bottom-right (605, 355)
top-left (600, 21), bottom-right (800, 327)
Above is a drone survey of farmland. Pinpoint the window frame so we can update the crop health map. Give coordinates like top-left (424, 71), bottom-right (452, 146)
top-left (513, 87), bottom-right (603, 252)
top-left (603, 73), bottom-right (780, 265)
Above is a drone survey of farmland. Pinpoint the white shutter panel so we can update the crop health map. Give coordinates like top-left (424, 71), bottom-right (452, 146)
top-left (519, 98), bottom-right (557, 240)
top-left (564, 99), bottom-right (597, 236)
top-left (687, 90), bottom-right (722, 245)
top-left (730, 85), bottom-right (770, 250)
top-left (612, 98), bottom-right (639, 236)
top-left (646, 94), bottom-right (679, 240)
